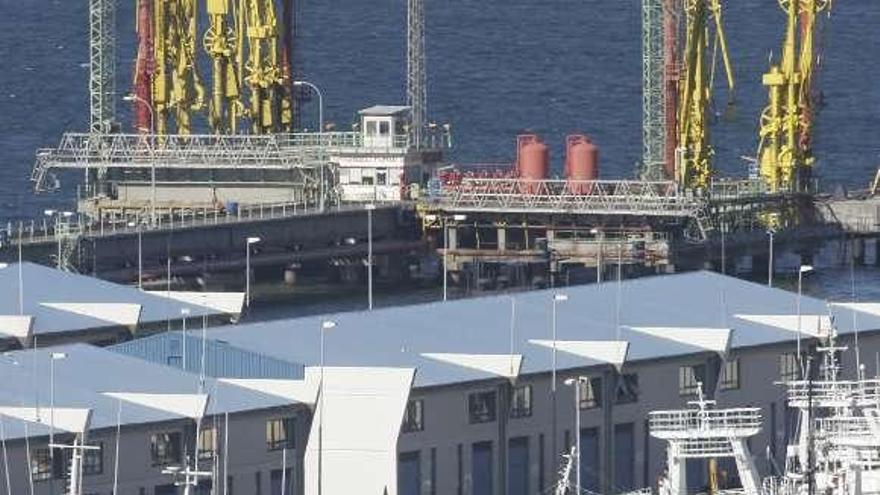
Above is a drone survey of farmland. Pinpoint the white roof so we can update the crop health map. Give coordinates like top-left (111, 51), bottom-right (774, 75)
top-left (303, 367), bottom-right (415, 495)
top-left (41, 303), bottom-right (141, 328)
top-left (0, 315), bottom-right (33, 340)
top-left (421, 353), bottom-right (522, 380)
top-left (103, 393), bottom-right (209, 420)
top-left (219, 376), bottom-right (320, 405)
top-left (626, 327), bottom-right (731, 356)
top-left (0, 344), bottom-right (299, 440)
top-left (201, 271), bottom-right (880, 388)
top-left (0, 263), bottom-right (239, 338)
top-left (147, 291), bottom-right (244, 315)
top-left (359, 105), bottom-right (411, 116)
top-left (528, 340), bottom-right (629, 370)
top-left (0, 406), bottom-right (91, 434)
top-left (734, 314), bottom-right (831, 338)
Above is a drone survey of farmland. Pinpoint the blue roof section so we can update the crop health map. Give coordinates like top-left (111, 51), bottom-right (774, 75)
top-left (0, 262), bottom-right (227, 336)
top-left (200, 271), bottom-right (880, 388)
top-left (111, 332), bottom-right (304, 380)
top-left (0, 343), bottom-right (297, 440)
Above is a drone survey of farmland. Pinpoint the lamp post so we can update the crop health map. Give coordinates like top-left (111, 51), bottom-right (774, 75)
top-left (180, 308), bottom-right (190, 371)
top-left (551, 292), bottom-right (568, 472)
top-left (245, 237), bottom-right (261, 308)
top-left (767, 229), bottom-right (776, 287)
top-left (49, 352), bottom-right (67, 454)
top-left (590, 227), bottom-right (602, 284)
top-left (365, 204), bottom-right (376, 310)
top-left (122, 94), bottom-right (157, 225)
top-left (565, 376), bottom-right (587, 495)
top-left (293, 81), bottom-right (325, 211)
top-left (797, 265), bottom-right (814, 376)
top-left (318, 320), bottom-right (336, 495)
top-left (425, 214), bottom-right (467, 302)
top-left (127, 221), bottom-right (143, 289)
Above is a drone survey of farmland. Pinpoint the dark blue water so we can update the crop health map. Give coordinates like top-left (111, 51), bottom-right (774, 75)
top-left (1, 0), bottom-right (880, 302)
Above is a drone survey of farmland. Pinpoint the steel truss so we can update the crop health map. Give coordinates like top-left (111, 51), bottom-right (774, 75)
top-left (429, 178), bottom-right (704, 217)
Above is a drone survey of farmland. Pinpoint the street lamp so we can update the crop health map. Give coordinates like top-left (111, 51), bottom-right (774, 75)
top-left (318, 319), bottom-right (336, 495)
top-left (565, 376), bottom-right (587, 495)
top-left (49, 352), bottom-right (67, 452)
top-left (425, 214), bottom-right (467, 302)
top-left (123, 94), bottom-right (157, 225)
top-left (128, 221), bottom-right (143, 289)
top-left (245, 237), bottom-right (261, 308)
top-left (551, 292), bottom-right (568, 472)
top-left (796, 265), bottom-right (814, 376)
top-left (180, 308), bottom-right (191, 371)
top-left (767, 229), bottom-right (776, 287)
top-left (590, 228), bottom-right (602, 284)
top-left (365, 204), bottom-right (376, 310)
top-left (293, 81), bottom-right (326, 212)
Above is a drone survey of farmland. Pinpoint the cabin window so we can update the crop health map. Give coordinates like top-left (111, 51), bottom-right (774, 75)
top-left (468, 390), bottom-right (497, 424)
top-left (720, 359), bottom-right (740, 390)
top-left (198, 427), bottom-right (216, 460)
top-left (679, 364), bottom-right (707, 396)
top-left (379, 121), bottom-right (390, 135)
top-left (510, 385), bottom-right (532, 418)
top-left (366, 120), bottom-right (377, 136)
top-left (83, 442), bottom-right (103, 475)
top-left (615, 373), bottom-right (639, 404)
top-left (579, 377), bottom-right (603, 409)
top-left (30, 448), bottom-right (55, 481)
top-left (402, 399), bottom-right (425, 433)
top-left (266, 417), bottom-right (295, 451)
top-left (780, 353), bottom-right (799, 381)
top-left (150, 432), bottom-right (182, 466)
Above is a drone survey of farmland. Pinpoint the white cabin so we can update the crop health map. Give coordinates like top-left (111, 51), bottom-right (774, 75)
top-left (332, 105), bottom-right (444, 203)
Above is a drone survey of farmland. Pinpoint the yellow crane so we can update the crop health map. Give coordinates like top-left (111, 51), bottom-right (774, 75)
top-left (152, 0), bottom-right (206, 135)
top-left (675, 0), bottom-right (735, 190)
top-left (242, 0), bottom-right (290, 134)
top-left (204, 0), bottom-right (243, 133)
top-left (757, 0), bottom-right (832, 193)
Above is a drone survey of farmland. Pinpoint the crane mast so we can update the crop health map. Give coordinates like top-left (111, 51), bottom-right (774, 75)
top-left (89, 0), bottom-right (117, 134)
top-left (757, 0), bottom-right (831, 193)
top-left (642, 0), bottom-right (733, 190)
top-left (676, 0), bottom-right (735, 190)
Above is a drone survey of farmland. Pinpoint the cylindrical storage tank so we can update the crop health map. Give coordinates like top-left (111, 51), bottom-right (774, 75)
top-left (517, 134), bottom-right (549, 194)
top-left (565, 134), bottom-right (599, 194)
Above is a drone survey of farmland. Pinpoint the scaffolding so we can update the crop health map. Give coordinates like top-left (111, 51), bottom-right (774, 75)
top-left (428, 178), bottom-right (704, 217)
top-left (89, 0), bottom-right (116, 134)
top-left (641, 0), bottom-right (667, 180)
top-left (406, 0), bottom-right (427, 149)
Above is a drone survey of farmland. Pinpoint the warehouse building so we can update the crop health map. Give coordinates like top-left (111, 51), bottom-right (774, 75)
top-left (2, 271), bottom-right (880, 495)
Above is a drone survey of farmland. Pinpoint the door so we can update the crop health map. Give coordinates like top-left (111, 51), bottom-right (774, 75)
top-left (398, 451), bottom-right (421, 495)
top-left (508, 437), bottom-right (529, 495)
top-left (472, 441), bottom-right (493, 495)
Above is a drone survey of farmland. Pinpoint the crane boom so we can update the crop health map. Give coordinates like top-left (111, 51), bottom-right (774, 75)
top-left (757, 0), bottom-right (832, 193)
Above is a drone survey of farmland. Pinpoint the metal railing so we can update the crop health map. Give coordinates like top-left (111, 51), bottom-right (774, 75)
top-left (5, 200), bottom-right (391, 246)
top-left (649, 407), bottom-right (762, 439)
top-left (427, 178), bottom-right (705, 217)
top-left (785, 380), bottom-right (859, 407)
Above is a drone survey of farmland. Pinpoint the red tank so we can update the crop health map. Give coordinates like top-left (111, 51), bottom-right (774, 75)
top-left (517, 134), bottom-right (549, 194)
top-left (565, 134), bottom-right (599, 194)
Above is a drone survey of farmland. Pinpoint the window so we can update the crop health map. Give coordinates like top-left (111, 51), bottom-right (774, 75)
top-left (402, 399), bottom-right (424, 433)
top-left (366, 121), bottom-right (377, 136)
top-left (83, 442), bottom-right (103, 475)
top-left (720, 359), bottom-right (740, 390)
top-left (198, 427), bottom-right (216, 460)
top-left (679, 364), bottom-right (707, 396)
top-left (468, 390), bottom-right (497, 424)
top-left (578, 377), bottom-right (603, 409)
top-left (615, 373), bottom-right (639, 404)
top-left (377, 171), bottom-right (388, 186)
top-left (31, 448), bottom-right (54, 481)
top-left (266, 417), bottom-right (295, 451)
top-left (150, 432), bottom-right (182, 466)
top-left (510, 385), bottom-right (532, 418)
top-left (361, 175), bottom-right (374, 186)
top-left (780, 353), bottom-right (799, 381)
top-left (379, 121), bottom-right (390, 135)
